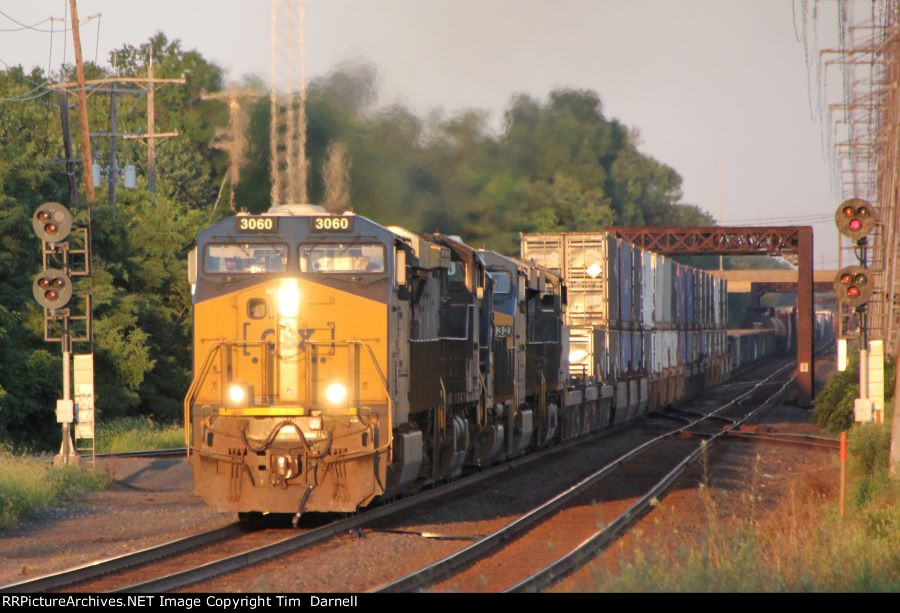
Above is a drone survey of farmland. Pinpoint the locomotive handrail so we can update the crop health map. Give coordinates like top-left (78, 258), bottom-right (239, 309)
top-left (183, 340), bottom-right (274, 450)
top-left (184, 338), bottom-right (393, 463)
top-left (183, 340), bottom-right (224, 449)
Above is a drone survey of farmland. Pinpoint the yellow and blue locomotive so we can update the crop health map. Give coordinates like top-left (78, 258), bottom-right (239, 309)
top-left (184, 204), bottom-right (568, 519)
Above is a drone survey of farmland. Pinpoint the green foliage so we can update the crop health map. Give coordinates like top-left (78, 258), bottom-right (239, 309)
top-left (95, 417), bottom-right (183, 453)
top-left (850, 423), bottom-right (891, 481)
top-left (813, 358), bottom-right (860, 434)
top-left (589, 471), bottom-right (900, 592)
top-left (0, 453), bottom-right (109, 529)
top-left (241, 64), bottom-right (714, 254)
top-left (1, 45), bottom-right (717, 449)
top-left (814, 356), bottom-right (895, 434)
top-left (0, 34), bottom-right (219, 449)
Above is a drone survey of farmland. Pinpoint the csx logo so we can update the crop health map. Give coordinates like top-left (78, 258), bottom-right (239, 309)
top-left (247, 324), bottom-right (319, 352)
top-left (275, 327), bottom-right (319, 349)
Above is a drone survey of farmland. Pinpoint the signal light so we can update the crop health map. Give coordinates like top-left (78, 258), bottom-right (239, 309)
top-left (32, 269), bottom-right (72, 310)
top-left (31, 202), bottom-right (72, 244)
top-left (835, 198), bottom-right (876, 241)
top-left (833, 266), bottom-right (873, 308)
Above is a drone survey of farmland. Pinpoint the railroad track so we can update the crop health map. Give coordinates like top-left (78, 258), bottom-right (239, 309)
top-left (1, 415), bottom-right (637, 593)
top-left (94, 448), bottom-right (187, 459)
top-left (2, 354), bottom-right (813, 594)
top-left (371, 354), bottom-right (826, 593)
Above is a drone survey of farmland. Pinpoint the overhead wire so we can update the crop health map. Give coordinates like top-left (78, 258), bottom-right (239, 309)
top-left (61, 0), bottom-right (68, 77)
top-left (0, 11), bottom-right (52, 32)
top-left (0, 56), bottom-right (53, 103)
top-left (47, 14), bottom-right (54, 78)
top-left (93, 14), bottom-right (101, 65)
top-left (0, 9), bottom-right (99, 34)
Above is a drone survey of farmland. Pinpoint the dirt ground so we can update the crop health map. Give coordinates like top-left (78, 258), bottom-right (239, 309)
top-left (0, 356), bottom-right (840, 592)
top-left (554, 356), bottom-right (840, 592)
top-left (0, 456), bottom-right (233, 586)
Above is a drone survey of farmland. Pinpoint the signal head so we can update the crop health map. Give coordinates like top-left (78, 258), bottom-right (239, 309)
top-left (833, 266), bottom-right (873, 308)
top-left (32, 202), bottom-right (72, 244)
top-left (835, 198), bottom-right (876, 241)
top-left (32, 269), bottom-right (72, 310)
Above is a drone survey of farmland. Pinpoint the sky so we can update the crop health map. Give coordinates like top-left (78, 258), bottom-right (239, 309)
top-left (0, 0), bottom-right (844, 268)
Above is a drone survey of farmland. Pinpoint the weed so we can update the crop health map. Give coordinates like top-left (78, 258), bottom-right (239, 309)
top-left (0, 453), bottom-right (109, 530)
top-left (94, 417), bottom-right (183, 453)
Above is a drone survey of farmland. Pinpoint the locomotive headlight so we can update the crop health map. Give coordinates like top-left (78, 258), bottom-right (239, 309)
top-left (325, 382), bottom-right (347, 405)
top-left (228, 383), bottom-right (248, 406)
top-left (278, 278), bottom-right (300, 318)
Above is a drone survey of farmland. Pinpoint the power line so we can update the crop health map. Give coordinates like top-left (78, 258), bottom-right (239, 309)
top-left (0, 9), bottom-right (99, 34)
top-left (0, 13), bottom-right (51, 32)
top-left (0, 56), bottom-right (54, 102)
top-left (719, 213), bottom-right (833, 224)
top-left (93, 13), bottom-right (101, 65)
top-left (0, 85), bottom-right (53, 103)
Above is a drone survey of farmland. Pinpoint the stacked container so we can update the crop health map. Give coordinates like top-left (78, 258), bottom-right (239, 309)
top-left (521, 232), bottom-right (731, 425)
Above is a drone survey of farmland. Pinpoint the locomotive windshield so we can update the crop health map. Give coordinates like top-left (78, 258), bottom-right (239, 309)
top-left (204, 243), bottom-right (288, 274)
top-left (487, 270), bottom-right (512, 294)
top-left (447, 261), bottom-right (466, 290)
top-left (299, 243), bottom-right (385, 273)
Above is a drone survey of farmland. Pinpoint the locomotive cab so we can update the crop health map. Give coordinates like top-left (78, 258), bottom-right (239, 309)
top-left (480, 251), bottom-right (533, 459)
top-left (186, 205), bottom-right (405, 516)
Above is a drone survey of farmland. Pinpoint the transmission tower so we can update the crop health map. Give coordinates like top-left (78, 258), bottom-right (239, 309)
top-left (202, 82), bottom-right (265, 211)
top-left (270, 0), bottom-right (308, 206)
top-left (803, 1), bottom-right (900, 346)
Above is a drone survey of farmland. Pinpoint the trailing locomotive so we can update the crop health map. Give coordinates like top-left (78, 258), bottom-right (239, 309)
top-left (183, 205), bottom-right (757, 520)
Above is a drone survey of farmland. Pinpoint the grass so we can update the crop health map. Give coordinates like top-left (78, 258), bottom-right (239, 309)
top-left (94, 417), bottom-right (184, 453)
top-left (588, 428), bottom-right (900, 592)
top-left (0, 453), bottom-right (110, 530)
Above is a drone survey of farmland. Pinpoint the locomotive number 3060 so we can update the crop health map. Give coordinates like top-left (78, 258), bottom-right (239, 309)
top-left (236, 217), bottom-right (276, 232)
top-left (311, 216), bottom-right (353, 232)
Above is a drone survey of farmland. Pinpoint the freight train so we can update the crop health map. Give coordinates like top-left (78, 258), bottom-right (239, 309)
top-left (183, 205), bottom-right (776, 519)
top-left (741, 306), bottom-right (834, 355)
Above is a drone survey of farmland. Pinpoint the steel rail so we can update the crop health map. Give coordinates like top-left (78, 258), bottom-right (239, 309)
top-left (115, 355), bottom-right (790, 592)
top-left (94, 448), bottom-right (187, 459)
top-left (715, 430), bottom-right (840, 449)
top-left (109, 420), bottom-right (634, 593)
top-left (4, 354), bottom-right (796, 594)
top-left (0, 522), bottom-right (244, 593)
top-left (370, 359), bottom-right (795, 593)
top-left (2, 426), bottom-right (614, 594)
top-left (508, 341), bottom-right (834, 593)
top-left (507, 376), bottom-right (796, 593)
top-left (650, 416), bottom-right (840, 450)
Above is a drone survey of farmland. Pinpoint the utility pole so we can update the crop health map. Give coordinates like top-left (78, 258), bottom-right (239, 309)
top-left (147, 53), bottom-right (156, 193)
top-left (108, 82), bottom-right (119, 207)
top-left (58, 91), bottom-right (78, 205)
top-left (68, 0), bottom-right (94, 205)
top-left (202, 82), bottom-right (265, 211)
top-left (51, 73), bottom-right (185, 195)
top-left (892, 341), bottom-right (900, 476)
